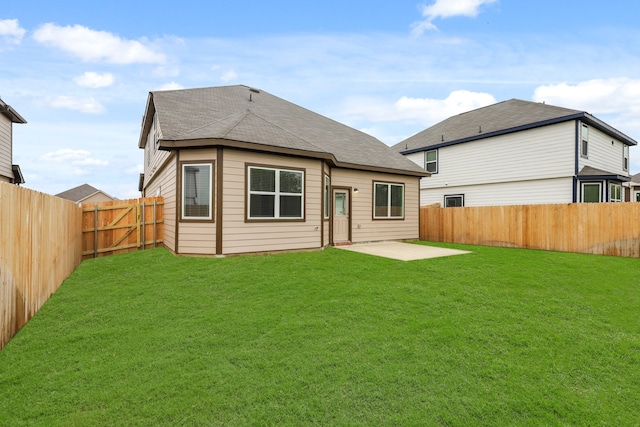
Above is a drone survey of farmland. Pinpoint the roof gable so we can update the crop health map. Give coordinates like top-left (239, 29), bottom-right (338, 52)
top-left (394, 99), bottom-right (637, 153)
top-left (56, 184), bottom-right (115, 203)
top-left (140, 85), bottom-right (427, 176)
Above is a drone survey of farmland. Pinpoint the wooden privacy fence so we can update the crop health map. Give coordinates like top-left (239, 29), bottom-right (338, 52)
top-left (0, 183), bottom-right (83, 350)
top-left (82, 197), bottom-right (164, 260)
top-left (420, 202), bottom-right (640, 257)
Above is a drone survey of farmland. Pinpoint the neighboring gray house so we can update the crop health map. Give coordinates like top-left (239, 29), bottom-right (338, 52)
top-left (628, 172), bottom-right (640, 202)
top-left (139, 85), bottom-right (428, 256)
top-left (394, 99), bottom-right (637, 207)
top-left (0, 98), bottom-right (26, 185)
top-left (56, 184), bottom-right (116, 204)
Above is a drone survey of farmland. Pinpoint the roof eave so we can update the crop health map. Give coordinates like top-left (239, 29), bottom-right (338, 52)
top-left (0, 103), bottom-right (27, 124)
top-left (138, 93), bottom-right (155, 149)
top-left (399, 113), bottom-right (587, 155)
top-left (160, 138), bottom-right (430, 177)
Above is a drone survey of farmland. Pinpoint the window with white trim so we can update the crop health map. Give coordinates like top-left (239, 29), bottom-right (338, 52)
top-left (182, 163), bottom-right (213, 220)
top-left (324, 175), bottom-right (330, 219)
top-left (444, 194), bottom-right (464, 207)
top-left (582, 182), bottom-right (601, 203)
top-left (610, 183), bottom-right (622, 202)
top-left (581, 124), bottom-right (589, 158)
top-left (248, 166), bottom-right (304, 219)
top-left (425, 149), bottom-right (438, 173)
top-left (373, 182), bottom-right (404, 219)
top-left (623, 145), bottom-right (629, 171)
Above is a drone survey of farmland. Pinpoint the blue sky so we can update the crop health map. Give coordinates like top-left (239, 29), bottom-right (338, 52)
top-left (2, 0), bottom-right (640, 198)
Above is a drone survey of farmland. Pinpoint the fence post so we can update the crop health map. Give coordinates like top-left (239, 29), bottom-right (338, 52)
top-left (153, 199), bottom-right (157, 248)
top-left (93, 203), bottom-right (98, 258)
top-left (141, 201), bottom-right (146, 250)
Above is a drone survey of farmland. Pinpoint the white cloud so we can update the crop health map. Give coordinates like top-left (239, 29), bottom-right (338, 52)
top-left (33, 23), bottom-right (166, 64)
top-left (38, 149), bottom-right (109, 167)
top-left (220, 70), bottom-right (238, 83)
top-left (344, 90), bottom-right (496, 126)
top-left (0, 19), bottom-right (26, 45)
top-left (532, 78), bottom-right (640, 116)
top-left (74, 71), bottom-right (115, 88)
top-left (156, 82), bottom-right (184, 91)
top-left (412, 0), bottom-right (498, 34)
top-left (48, 96), bottom-right (106, 113)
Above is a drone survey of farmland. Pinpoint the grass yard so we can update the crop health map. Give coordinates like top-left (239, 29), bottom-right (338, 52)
top-left (1, 243), bottom-right (639, 426)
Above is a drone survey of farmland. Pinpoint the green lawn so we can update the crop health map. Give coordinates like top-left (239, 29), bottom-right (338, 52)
top-left (1, 243), bottom-right (639, 426)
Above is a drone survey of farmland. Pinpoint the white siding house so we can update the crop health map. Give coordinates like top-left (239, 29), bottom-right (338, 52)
top-left (394, 99), bottom-right (637, 207)
top-left (0, 98), bottom-right (26, 184)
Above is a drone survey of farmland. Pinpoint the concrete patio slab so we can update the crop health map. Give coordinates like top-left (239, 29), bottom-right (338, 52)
top-left (335, 241), bottom-right (471, 261)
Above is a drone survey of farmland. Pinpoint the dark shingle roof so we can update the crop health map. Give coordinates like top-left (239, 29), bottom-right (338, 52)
top-left (578, 166), bottom-right (630, 182)
top-left (140, 85), bottom-right (427, 176)
top-left (394, 99), bottom-right (637, 154)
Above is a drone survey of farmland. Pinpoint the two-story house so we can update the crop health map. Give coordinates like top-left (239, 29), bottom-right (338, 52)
top-left (393, 99), bottom-right (636, 207)
top-left (0, 98), bottom-right (26, 185)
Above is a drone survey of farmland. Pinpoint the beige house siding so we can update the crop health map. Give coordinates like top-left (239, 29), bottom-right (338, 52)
top-left (221, 149), bottom-right (323, 255)
top-left (145, 153), bottom-right (177, 252)
top-left (0, 115), bottom-right (12, 180)
top-left (144, 113), bottom-right (171, 188)
top-left (176, 149), bottom-right (217, 255)
top-left (332, 169), bottom-right (420, 242)
top-left (141, 144), bottom-right (421, 256)
top-left (80, 192), bottom-right (116, 204)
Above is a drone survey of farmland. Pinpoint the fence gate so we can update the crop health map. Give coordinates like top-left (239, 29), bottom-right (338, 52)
top-left (82, 197), bottom-right (164, 259)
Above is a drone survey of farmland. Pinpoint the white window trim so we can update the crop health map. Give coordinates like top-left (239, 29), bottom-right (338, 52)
top-left (425, 149), bottom-right (438, 174)
top-left (373, 182), bottom-right (405, 219)
top-left (610, 183), bottom-right (622, 202)
top-left (581, 182), bottom-right (602, 203)
top-left (581, 124), bottom-right (589, 159)
top-left (247, 166), bottom-right (305, 220)
top-left (444, 194), bottom-right (465, 207)
top-left (181, 163), bottom-right (213, 220)
top-left (623, 145), bottom-right (629, 171)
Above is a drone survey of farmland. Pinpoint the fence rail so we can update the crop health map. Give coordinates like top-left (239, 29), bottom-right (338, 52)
top-left (0, 183), bottom-right (83, 350)
top-left (82, 197), bottom-right (164, 260)
top-left (420, 202), bottom-right (640, 257)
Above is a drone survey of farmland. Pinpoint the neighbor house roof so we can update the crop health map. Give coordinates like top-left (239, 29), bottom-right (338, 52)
top-left (578, 166), bottom-right (630, 182)
top-left (139, 85), bottom-right (428, 177)
top-left (56, 184), bottom-right (115, 203)
top-left (0, 98), bottom-right (27, 124)
top-left (394, 99), bottom-right (638, 154)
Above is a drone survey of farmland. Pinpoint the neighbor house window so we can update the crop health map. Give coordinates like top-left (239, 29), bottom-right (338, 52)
top-left (324, 175), bottom-right (330, 219)
top-left (636, 192), bottom-right (640, 202)
top-left (182, 163), bottom-right (213, 220)
top-left (373, 182), bottom-right (404, 219)
top-left (248, 166), bottom-right (304, 220)
top-left (610, 183), bottom-right (622, 202)
top-left (581, 124), bottom-right (589, 158)
top-left (425, 149), bottom-right (438, 173)
top-left (582, 182), bottom-right (601, 203)
top-left (444, 194), bottom-right (464, 207)
top-left (623, 145), bottom-right (629, 171)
